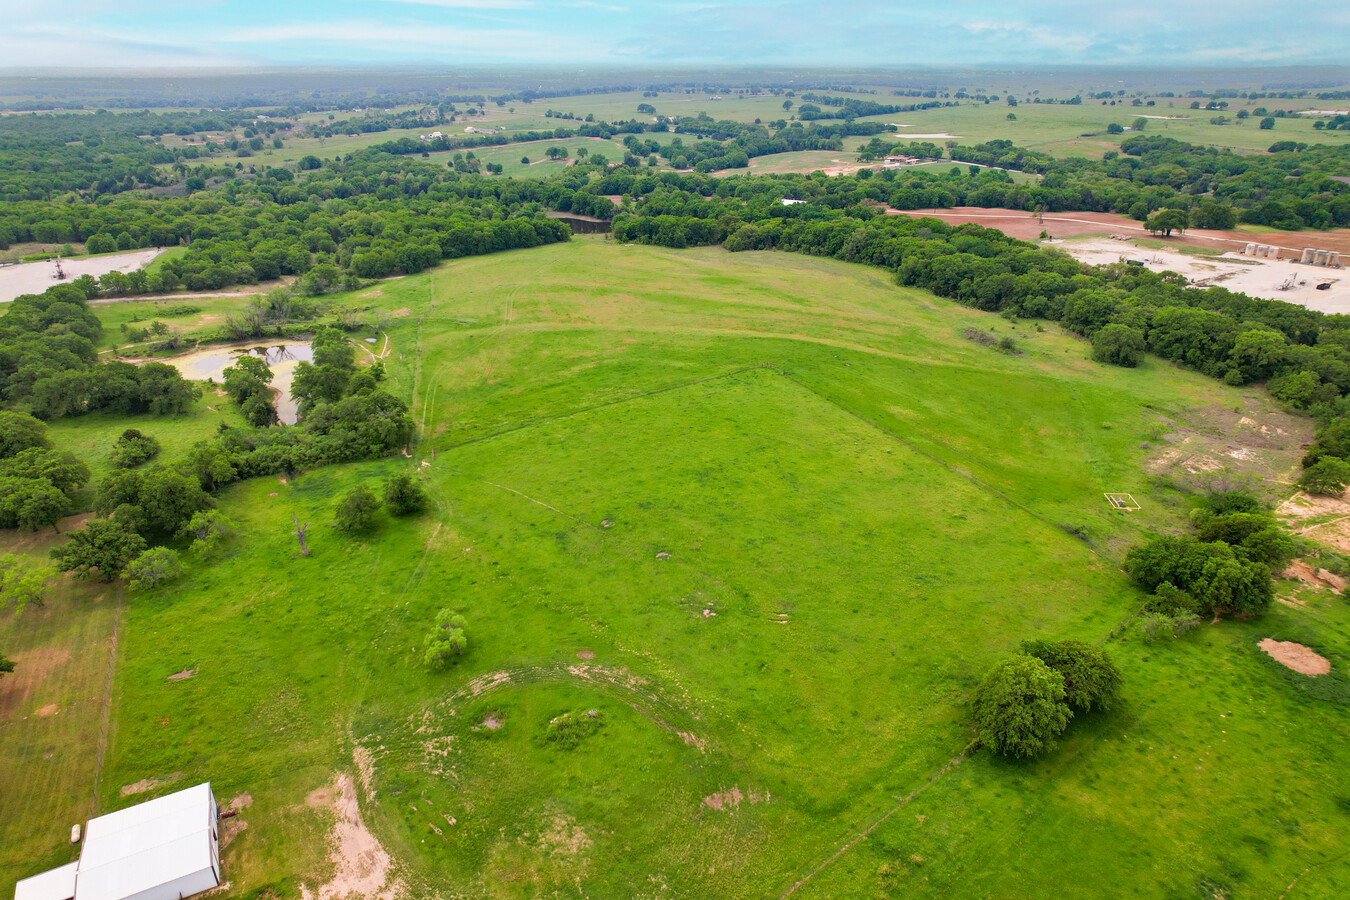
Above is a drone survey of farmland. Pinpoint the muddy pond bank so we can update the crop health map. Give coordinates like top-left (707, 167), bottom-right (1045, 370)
top-left (165, 342), bottom-right (312, 425)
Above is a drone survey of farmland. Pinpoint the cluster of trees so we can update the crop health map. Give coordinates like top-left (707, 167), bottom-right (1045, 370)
top-left (0, 413), bottom-right (90, 531)
top-left (222, 355), bottom-right (279, 427)
top-left (1297, 415), bottom-right (1350, 496)
top-left (847, 135), bottom-right (1350, 230)
top-left (0, 283), bottom-right (201, 419)
top-left (1124, 492), bottom-right (1291, 636)
top-left (2, 155), bottom-right (574, 292)
top-left (934, 135), bottom-right (1350, 229)
top-left (972, 640), bottom-right (1121, 758)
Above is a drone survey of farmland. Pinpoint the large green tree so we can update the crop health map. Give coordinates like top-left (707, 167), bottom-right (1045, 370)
top-left (972, 655), bottom-right (1072, 758)
top-left (1145, 208), bottom-right (1189, 237)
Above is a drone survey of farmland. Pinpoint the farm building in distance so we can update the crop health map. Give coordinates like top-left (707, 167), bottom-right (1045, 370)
top-left (14, 783), bottom-right (221, 900)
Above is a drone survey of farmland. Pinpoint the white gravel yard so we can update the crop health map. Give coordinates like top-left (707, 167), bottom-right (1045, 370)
top-left (1054, 237), bottom-right (1349, 312)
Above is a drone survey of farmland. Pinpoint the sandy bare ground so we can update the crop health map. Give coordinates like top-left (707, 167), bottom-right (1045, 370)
top-left (885, 206), bottom-right (1350, 256)
top-left (301, 773), bottom-right (404, 900)
top-left (1259, 639), bottom-right (1331, 676)
top-left (1053, 236), bottom-right (1350, 309)
top-left (0, 249), bottom-right (165, 303)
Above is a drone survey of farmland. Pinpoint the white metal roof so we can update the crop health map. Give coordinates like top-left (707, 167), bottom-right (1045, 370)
top-left (14, 862), bottom-right (77, 900)
top-left (74, 783), bottom-right (217, 900)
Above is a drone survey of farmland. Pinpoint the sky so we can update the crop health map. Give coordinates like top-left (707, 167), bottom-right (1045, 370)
top-left (3, 0), bottom-right (1348, 70)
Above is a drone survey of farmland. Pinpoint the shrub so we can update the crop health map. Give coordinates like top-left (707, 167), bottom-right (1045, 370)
top-left (109, 429), bottom-right (160, 469)
top-left (1020, 640), bottom-right (1122, 712)
top-left (1139, 611), bottom-right (1201, 642)
top-left (1202, 491), bottom-right (1262, 516)
top-left (971, 655), bottom-right (1071, 758)
top-left (1300, 458), bottom-right (1350, 496)
top-left (423, 609), bottom-right (468, 670)
top-left (1125, 534), bottom-right (1273, 617)
top-left (335, 485), bottom-right (380, 533)
top-left (125, 547), bottom-right (183, 591)
top-left (384, 473), bottom-right (429, 516)
top-left (542, 709), bottom-right (605, 750)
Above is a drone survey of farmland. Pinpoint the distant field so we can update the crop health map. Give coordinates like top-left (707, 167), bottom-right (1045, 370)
top-left (854, 100), bottom-right (1350, 157)
top-left (5, 238), bottom-right (1347, 898)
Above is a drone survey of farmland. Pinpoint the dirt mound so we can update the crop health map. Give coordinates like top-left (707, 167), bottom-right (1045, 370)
top-left (1259, 639), bottom-right (1331, 676)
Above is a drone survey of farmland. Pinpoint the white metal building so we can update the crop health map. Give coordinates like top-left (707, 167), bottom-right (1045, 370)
top-left (13, 863), bottom-right (77, 900)
top-left (13, 783), bottom-right (220, 900)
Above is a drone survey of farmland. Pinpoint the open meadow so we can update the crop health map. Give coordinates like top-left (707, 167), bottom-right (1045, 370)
top-left (2, 238), bottom-right (1349, 898)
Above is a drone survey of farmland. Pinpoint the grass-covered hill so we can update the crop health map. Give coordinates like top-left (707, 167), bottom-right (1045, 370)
top-left (2, 239), bottom-right (1348, 898)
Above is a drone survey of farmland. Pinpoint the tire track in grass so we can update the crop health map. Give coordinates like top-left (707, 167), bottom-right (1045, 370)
top-left (88, 583), bottom-right (124, 816)
top-left (778, 751), bottom-right (969, 898)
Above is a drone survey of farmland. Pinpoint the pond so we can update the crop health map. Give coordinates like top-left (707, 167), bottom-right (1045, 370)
top-left (165, 342), bottom-right (313, 425)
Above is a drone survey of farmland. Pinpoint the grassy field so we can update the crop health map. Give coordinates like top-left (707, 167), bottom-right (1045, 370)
top-left (147, 85), bottom-right (1350, 180)
top-left (2, 238), bottom-right (1348, 898)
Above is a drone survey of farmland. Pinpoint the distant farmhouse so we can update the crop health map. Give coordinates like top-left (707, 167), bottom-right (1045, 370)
top-left (15, 783), bottom-right (221, 900)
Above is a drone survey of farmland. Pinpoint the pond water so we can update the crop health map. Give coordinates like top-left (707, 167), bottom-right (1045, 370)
top-left (165, 342), bottom-right (313, 425)
top-left (0, 249), bottom-right (165, 303)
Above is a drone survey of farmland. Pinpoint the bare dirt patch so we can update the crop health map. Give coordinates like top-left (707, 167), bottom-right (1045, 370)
top-left (121, 772), bottom-right (184, 797)
top-left (576, 650), bottom-right (595, 660)
top-left (35, 702), bottom-right (59, 717)
top-left (537, 812), bottom-right (591, 857)
top-left (1282, 560), bottom-right (1346, 591)
top-left (481, 712), bottom-right (504, 730)
top-left (1259, 639), bottom-right (1331, 676)
top-left (300, 774), bottom-right (404, 900)
top-left (702, 786), bottom-right (770, 812)
top-left (1145, 404), bottom-right (1309, 492)
top-left (0, 646), bottom-right (72, 716)
top-left (167, 667), bottom-right (198, 681)
top-left (219, 793), bottom-right (253, 850)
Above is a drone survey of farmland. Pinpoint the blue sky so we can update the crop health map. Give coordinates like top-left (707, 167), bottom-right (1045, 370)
top-left (3, 0), bottom-right (1348, 69)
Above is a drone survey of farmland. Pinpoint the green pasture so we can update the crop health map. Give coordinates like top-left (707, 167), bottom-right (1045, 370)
top-left (854, 100), bottom-right (1350, 158)
top-left (2, 239), bottom-right (1346, 898)
top-left (45, 392), bottom-right (247, 493)
top-left (90, 292), bottom-right (255, 353)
